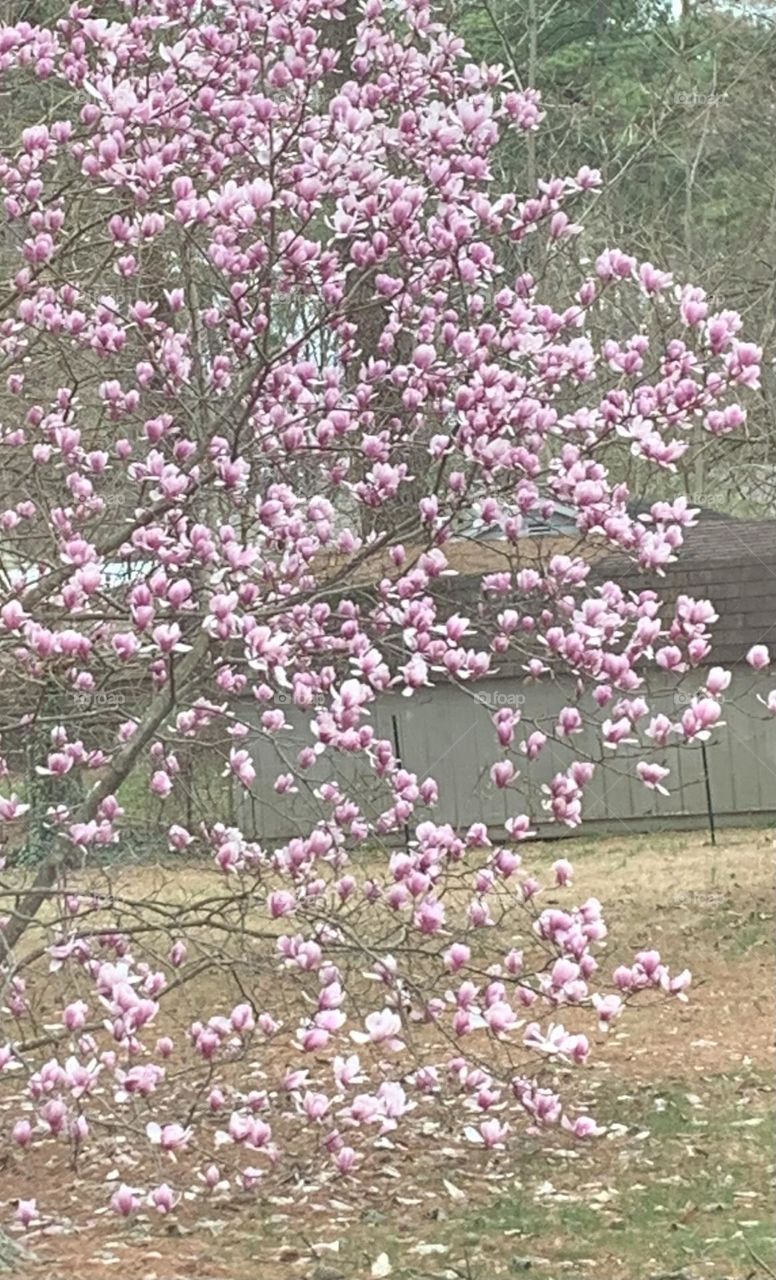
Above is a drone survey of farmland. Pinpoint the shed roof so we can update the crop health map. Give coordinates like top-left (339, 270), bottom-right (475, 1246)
top-left (420, 513), bottom-right (776, 669)
top-left (593, 515), bottom-right (776, 665)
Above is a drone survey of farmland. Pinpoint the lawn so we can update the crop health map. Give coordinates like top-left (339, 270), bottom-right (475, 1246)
top-left (1, 828), bottom-right (773, 1280)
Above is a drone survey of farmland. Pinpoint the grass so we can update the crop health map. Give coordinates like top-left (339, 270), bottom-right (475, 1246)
top-left (453, 1073), bottom-right (774, 1278)
top-left (266, 1068), bottom-right (773, 1280)
top-left (712, 906), bottom-right (773, 957)
top-left (1, 827), bottom-right (773, 1280)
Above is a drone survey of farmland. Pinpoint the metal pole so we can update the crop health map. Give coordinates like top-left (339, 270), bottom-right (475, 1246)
top-left (391, 712), bottom-right (411, 853)
top-left (701, 740), bottom-right (717, 849)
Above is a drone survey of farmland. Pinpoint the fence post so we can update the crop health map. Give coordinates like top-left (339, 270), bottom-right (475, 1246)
top-left (700, 740), bottom-right (717, 851)
top-left (391, 711), bottom-right (411, 853)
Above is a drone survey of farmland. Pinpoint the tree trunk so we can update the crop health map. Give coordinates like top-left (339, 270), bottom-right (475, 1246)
top-left (0, 635), bottom-right (209, 962)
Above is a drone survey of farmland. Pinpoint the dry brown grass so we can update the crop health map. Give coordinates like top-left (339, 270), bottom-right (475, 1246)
top-left (1, 826), bottom-right (773, 1279)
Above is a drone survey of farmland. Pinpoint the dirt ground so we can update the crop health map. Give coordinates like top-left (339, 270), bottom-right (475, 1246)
top-left (1, 827), bottom-right (773, 1280)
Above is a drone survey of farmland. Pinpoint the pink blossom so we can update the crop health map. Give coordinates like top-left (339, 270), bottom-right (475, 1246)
top-left (333, 1146), bottom-right (358, 1175)
top-left (466, 1118), bottom-right (509, 1148)
top-left (111, 1185), bottom-right (139, 1217)
top-left (557, 707), bottom-right (583, 736)
top-left (444, 943), bottom-right (471, 972)
top-left (353, 1009), bottom-right (404, 1051)
top-left (150, 771), bottom-right (173, 798)
top-left (169, 824), bottom-right (194, 855)
top-left (334, 1055), bottom-right (364, 1090)
top-left (562, 1114), bottom-right (605, 1138)
top-left (12, 1119), bottom-right (32, 1147)
top-left (149, 1183), bottom-right (178, 1214)
top-left (299, 1026), bottom-right (330, 1053)
top-left (490, 760), bottom-right (515, 789)
top-left (228, 748), bottom-right (256, 787)
top-left (636, 761), bottom-right (671, 795)
top-left (63, 1000), bottom-right (89, 1031)
top-left (230, 1003), bottom-right (255, 1034)
top-left (760, 690), bottom-right (776, 715)
top-left (747, 644), bottom-right (770, 671)
top-left (15, 1199), bottom-right (38, 1228)
top-left (146, 1121), bottom-right (191, 1151)
top-left (414, 897), bottom-right (445, 934)
top-left (268, 890), bottom-right (296, 918)
top-left (483, 1000), bottom-right (518, 1036)
top-left (302, 1091), bottom-right (330, 1121)
top-left (552, 859), bottom-right (574, 887)
top-left (705, 667), bottom-right (731, 696)
top-left (592, 994), bottom-right (623, 1031)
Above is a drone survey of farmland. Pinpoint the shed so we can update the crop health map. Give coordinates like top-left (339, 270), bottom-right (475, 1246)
top-left (239, 509), bottom-right (776, 842)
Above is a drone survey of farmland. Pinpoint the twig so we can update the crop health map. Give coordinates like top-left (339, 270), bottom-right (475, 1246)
top-left (745, 1239), bottom-right (776, 1279)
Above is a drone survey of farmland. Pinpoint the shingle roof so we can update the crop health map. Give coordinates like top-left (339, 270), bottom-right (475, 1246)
top-left (593, 516), bottom-right (776, 664)
top-left (419, 513), bottom-right (776, 669)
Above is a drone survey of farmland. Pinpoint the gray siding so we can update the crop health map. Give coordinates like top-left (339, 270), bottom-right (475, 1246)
top-left (238, 666), bottom-right (776, 843)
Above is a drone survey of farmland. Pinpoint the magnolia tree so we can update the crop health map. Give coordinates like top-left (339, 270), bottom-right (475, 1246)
top-left (0, 0), bottom-right (768, 1238)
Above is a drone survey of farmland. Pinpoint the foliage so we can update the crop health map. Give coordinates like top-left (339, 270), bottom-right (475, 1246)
top-left (454, 0), bottom-right (776, 510)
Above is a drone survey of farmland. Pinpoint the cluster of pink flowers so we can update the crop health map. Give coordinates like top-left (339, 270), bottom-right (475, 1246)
top-left (0, 0), bottom-right (765, 1236)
